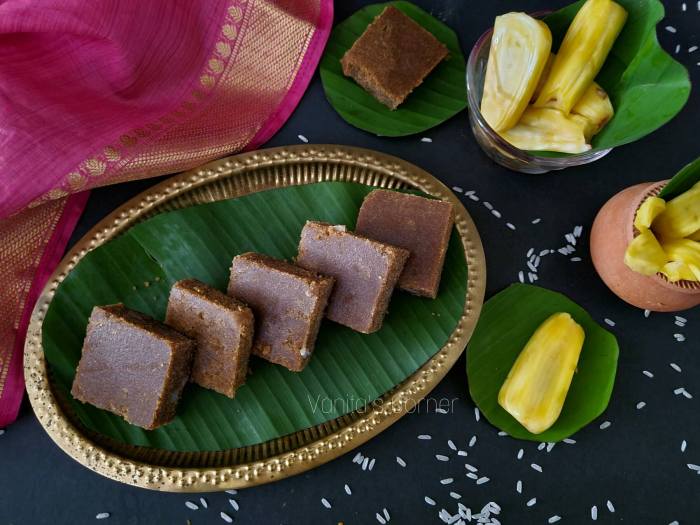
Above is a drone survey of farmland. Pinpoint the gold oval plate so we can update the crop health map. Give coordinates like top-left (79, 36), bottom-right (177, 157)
top-left (24, 145), bottom-right (486, 491)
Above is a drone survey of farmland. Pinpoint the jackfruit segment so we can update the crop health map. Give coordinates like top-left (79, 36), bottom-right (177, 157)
top-left (571, 82), bottom-right (614, 141)
top-left (634, 196), bottom-right (666, 232)
top-left (652, 182), bottom-right (700, 240)
top-left (498, 312), bottom-right (585, 435)
top-left (624, 230), bottom-right (667, 276)
top-left (660, 239), bottom-right (700, 282)
top-left (531, 53), bottom-right (555, 102)
top-left (534, 0), bottom-right (627, 113)
top-left (661, 261), bottom-right (697, 282)
top-left (500, 107), bottom-right (590, 154)
top-left (481, 13), bottom-right (552, 132)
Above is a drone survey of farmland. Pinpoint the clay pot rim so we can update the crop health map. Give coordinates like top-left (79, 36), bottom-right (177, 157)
top-left (630, 179), bottom-right (700, 293)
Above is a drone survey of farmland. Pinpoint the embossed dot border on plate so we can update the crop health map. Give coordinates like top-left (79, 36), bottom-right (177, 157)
top-left (24, 145), bottom-right (486, 491)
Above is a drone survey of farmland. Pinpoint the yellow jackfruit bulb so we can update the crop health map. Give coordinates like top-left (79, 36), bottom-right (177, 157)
top-left (624, 230), bottom-right (668, 276)
top-left (661, 261), bottom-right (697, 282)
top-left (500, 107), bottom-right (591, 154)
top-left (571, 82), bottom-right (614, 140)
top-left (534, 0), bottom-right (627, 113)
top-left (652, 183), bottom-right (700, 240)
top-left (498, 312), bottom-right (585, 435)
top-left (634, 196), bottom-right (666, 232)
top-left (481, 13), bottom-right (553, 132)
top-left (531, 53), bottom-right (555, 102)
top-left (662, 239), bottom-right (700, 277)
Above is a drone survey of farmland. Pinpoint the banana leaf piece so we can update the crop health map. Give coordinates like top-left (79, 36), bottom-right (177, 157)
top-left (466, 284), bottom-right (618, 442)
top-left (42, 182), bottom-right (468, 452)
top-left (659, 156), bottom-right (700, 200)
top-left (319, 1), bottom-right (467, 136)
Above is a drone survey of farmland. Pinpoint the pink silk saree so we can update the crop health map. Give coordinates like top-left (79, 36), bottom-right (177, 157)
top-left (0, 0), bottom-right (333, 426)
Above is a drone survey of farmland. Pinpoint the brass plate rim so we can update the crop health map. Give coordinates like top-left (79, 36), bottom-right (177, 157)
top-left (24, 144), bottom-right (486, 492)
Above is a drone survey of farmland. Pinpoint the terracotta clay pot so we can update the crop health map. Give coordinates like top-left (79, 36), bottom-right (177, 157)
top-left (590, 180), bottom-right (700, 312)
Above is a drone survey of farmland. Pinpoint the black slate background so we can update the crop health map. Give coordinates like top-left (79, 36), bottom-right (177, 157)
top-left (1, 1), bottom-right (699, 523)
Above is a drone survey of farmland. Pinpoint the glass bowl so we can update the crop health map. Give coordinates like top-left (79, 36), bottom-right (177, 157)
top-left (466, 24), bottom-right (612, 174)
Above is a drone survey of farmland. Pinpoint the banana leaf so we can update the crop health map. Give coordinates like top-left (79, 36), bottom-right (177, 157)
top-left (42, 182), bottom-right (468, 452)
top-left (319, 1), bottom-right (467, 137)
top-left (543, 0), bottom-right (690, 152)
top-left (659, 156), bottom-right (700, 200)
top-left (466, 284), bottom-right (618, 442)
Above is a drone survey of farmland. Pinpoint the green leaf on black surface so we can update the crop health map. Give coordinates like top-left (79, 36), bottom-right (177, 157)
top-left (43, 182), bottom-right (468, 451)
top-left (467, 283), bottom-right (618, 442)
top-left (659, 156), bottom-right (700, 200)
top-left (543, 0), bottom-right (690, 152)
top-left (319, 1), bottom-right (467, 137)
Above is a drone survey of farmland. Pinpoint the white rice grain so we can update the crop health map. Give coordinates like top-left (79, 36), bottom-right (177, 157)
top-left (636, 401), bottom-right (646, 409)
top-left (607, 500), bottom-right (615, 513)
top-left (467, 472), bottom-right (478, 480)
top-left (95, 513), bottom-right (110, 520)
top-left (321, 498), bottom-right (332, 509)
top-left (396, 456), bottom-right (406, 467)
top-left (483, 201), bottom-right (493, 211)
top-left (435, 408), bottom-right (448, 414)
top-left (425, 496), bottom-right (437, 506)
top-left (362, 457), bottom-right (370, 470)
top-left (474, 407), bottom-right (480, 422)
top-left (531, 218), bottom-right (541, 224)
top-left (666, 25), bottom-right (677, 33)
top-left (229, 499), bottom-right (239, 511)
top-left (600, 421), bottom-right (612, 430)
top-left (526, 498), bottom-right (536, 507)
top-left (681, 440), bottom-right (687, 452)
top-left (506, 222), bottom-right (516, 231)
top-left (200, 497), bottom-right (208, 509)
top-left (538, 442), bottom-right (546, 451)
top-left (531, 463), bottom-right (543, 473)
top-left (345, 484), bottom-right (352, 495)
top-left (368, 458), bottom-right (376, 471)
top-left (436, 454), bottom-right (449, 462)
top-left (469, 436), bottom-right (477, 447)
top-left (458, 450), bottom-right (468, 457)
top-left (376, 512), bottom-right (386, 524)
top-left (548, 516), bottom-right (562, 523)
top-left (185, 501), bottom-right (199, 511)
top-left (563, 438), bottom-right (576, 444)
top-left (591, 505), bottom-right (598, 520)
top-left (518, 271), bottom-right (525, 283)
top-left (604, 318), bottom-right (616, 327)
top-left (225, 489), bottom-right (238, 495)
top-left (643, 370), bottom-right (654, 378)
top-left (448, 439), bottom-right (457, 451)
top-left (422, 137), bottom-right (433, 143)
top-left (497, 431), bottom-right (507, 437)
top-left (465, 463), bottom-right (478, 472)
top-left (476, 476), bottom-right (490, 485)
top-left (441, 478), bottom-right (454, 485)
top-left (220, 511), bottom-right (233, 523)
top-left (670, 363), bottom-right (682, 372)
top-left (450, 492), bottom-right (461, 500)
top-left (517, 448), bottom-right (524, 460)
top-left (383, 508), bottom-right (390, 521)
top-left (674, 333), bottom-right (686, 342)
top-left (418, 434), bottom-right (432, 440)
top-left (644, 309), bottom-right (651, 318)
top-left (353, 452), bottom-right (363, 463)
top-left (492, 209), bottom-right (502, 218)
top-left (546, 442), bottom-right (556, 452)
top-left (516, 480), bottom-right (522, 494)
top-left (297, 134), bottom-right (309, 143)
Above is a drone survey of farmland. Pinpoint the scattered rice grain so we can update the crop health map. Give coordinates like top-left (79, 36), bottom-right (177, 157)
top-left (516, 480), bottom-right (522, 494)
top-left (526, 498), bottom-right (536, 507)
top-left (476, 476), bottom-right (490, 485)
top-left (563, 438), bottom-right (576, 444)
top-left (200, 497), bottom-right (208, 509)
top-left (425, 496), bottom-right (437, 506)
top-left (345, 484), bottom-right (352, 495)
top-left (607, 500), bottom-right (615, 513)
top-left (450, 492), bottom-right (461, 500)
top-left (418, 434), bottom-right (432, 440)
top-left (458, 450), bottom-right (468, 456)
top-left (95, 513), bottom-right (110, 520)
top-left (475, 407), bottom-right (480, 422)
top-left (600, 421), bottom-right (611, 430)
top-left (532, 218), bottom-right (541, 224)
top-left (531, 463), bottom-right (542, 473)
top-left (636, 401), bottom-right (646, 409)
top-left (517, 448), bottom-right (524, 460)
top-left (681, 440), bottom-right (687, 452)
top-left (507, 222), bottom-right (516, 230)
top-left (436, 454), bottom-right (449, 462)
top-left (604, 318), bottom-right (615, 327)
top-left (670, 363), bottom-right (682, 372)
top-left (592, 505), bottom-right (598, 520)
top-left (362, 457), bottom-right (370, 470)
top-left (297, 134), bottom-right (308, 143)
top-left (666, 25), bottom-right (677, 33)
top-left (185, 501), bottom-right (199, 511)
top-left (548, 516), bottom-right (562, 523)
top-left (422, 137), bottom-right (433, 143)
top-left (441, 478), bottom-right (454, 485)
top-left (321, 498), bottom-right (331, 509)
top-left (469, 436), bottom-right (477, 447)
top-left (368, 458), bottom-right (376, 471)
top-left (643, 370), bottom-right (654, 378)
top-left (376, 512), bottom-right (386, 524)
top-left (220, 511), bottom-right (233, 523)
top-left (396, 456), bottom-right (406, 467)
top-left (229, 499), bottom-right (239, 511)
